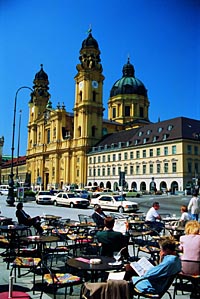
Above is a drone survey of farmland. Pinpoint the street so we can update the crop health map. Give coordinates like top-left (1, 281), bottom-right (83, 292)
top-left (0, 194), bottom-right (191, 222)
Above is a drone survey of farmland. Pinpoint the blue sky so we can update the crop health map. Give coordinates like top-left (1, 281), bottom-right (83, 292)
top-left (0, 0), bottom-right (199, 156)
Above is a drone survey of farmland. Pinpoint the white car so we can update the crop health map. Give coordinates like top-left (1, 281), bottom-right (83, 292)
top-left (90, 194), bottom-right (139, 213)
top-left (52, 192), bottom-right (90, 208)
top-left (36, 191), bottom-right (54, 204)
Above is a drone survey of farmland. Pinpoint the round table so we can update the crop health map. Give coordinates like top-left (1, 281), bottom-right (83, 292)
top-left (67, 255), bottom-right (123, 282)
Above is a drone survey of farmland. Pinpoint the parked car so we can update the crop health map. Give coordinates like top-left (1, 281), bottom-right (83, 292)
top-left (35, 191), bottom-right (55, 204)
top-left (90, 194), bottom-right (139, 213)
top-left (125, 189), bottom-right (142, 198)
top-left (52, 192), bottom-right (90, 208)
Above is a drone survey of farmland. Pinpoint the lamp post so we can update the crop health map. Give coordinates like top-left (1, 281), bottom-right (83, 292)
top-left (16, 109), bottom-right (22, 183)
top-left (7, 86), bottom-right (33, 205)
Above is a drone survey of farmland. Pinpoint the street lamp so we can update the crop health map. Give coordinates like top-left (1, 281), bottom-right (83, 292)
top-left (16, 109), bottom-right (22, 182)
top-left (7, 86), bottom-right (33, 205)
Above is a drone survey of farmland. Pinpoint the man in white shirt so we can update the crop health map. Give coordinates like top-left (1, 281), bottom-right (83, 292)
top-left (145, 202), bottom-right (164, 233)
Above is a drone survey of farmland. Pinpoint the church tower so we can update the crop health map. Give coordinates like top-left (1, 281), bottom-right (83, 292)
top-left (74, 30), bottom-right (105, 146)
top-left (27, 64), bottom-right (50, 150)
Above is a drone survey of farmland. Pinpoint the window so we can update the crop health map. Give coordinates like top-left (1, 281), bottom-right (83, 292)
top-left (130, 151), bottom-right (134, 159)
top-left (78, 126), bottom-right (81, 137)
top-left (98, 156), bottom-right (101, 163)
top-left (138, 131), bottom-right (143, 136)
top-left (172, 145), bottom-right (176, 155)
top-left (172, 162), bottom-right (177, 173)
top-left (112, 167), bottom-right (116, 176)
top-left (156, 148), bottom-right (160, 156)
top-left (147, 129), bottom-right (152, 135)
top-left (164, 147), bottom-right (168, 155)
top-left (89, 168), bottom-right (92, 176)
top-left (194, 162), bottom-right (198, 174)
top-left (118, 167), bottom-right (121, 174)
top-left (112, 154), bottom-right (116, 161)
top-left (136, 151), bottom-right (140, 159)
top-left (149, 149), bottom-right (153, 157)
top-left (93, 91), bottom-right (96, 102)
top-left (157, 164), bottom-right (160, 174)
top-left (188, 162), bottom-right (192, 173)
top-left (187, 145), bottom-right (192, 155)
top-left (107, 155), bottom-right (110, 162)
top-left (130, 165), bottom-right (134, 175)
top-left (103, 155), bottom-right (106, 162)
top-left (125, 106), bottom-right (130, 116)
top-left (112, 107), bottom-right (116, 118)
top-left (139, 107), bottom-right (144, 117)
top-left (89, 157), bottom-right (92, 164)
top-left (47, 129), bottom-right (50, 143)
top-left (143, 164), bottom-right (146, 174)
top-left (143, 150), bottom-right (146, 158)
top-left (52, 167), bottom-right (55, 177)
top-left (98, 168), bottom-right (101, 176)
top-left (124, 152), bottom-right (128, 160)
top-left (167, 125), bottom-right (173, 131)
top-left (164, 163), bottom-right (168, 173)
top-left (93, 157), bottom-right (96, 164)
top-left (194, 146), bottom-right (198, 155)
top-left (158, 127), bottom-right (163, 133)
top-left (77, 169), bottom-right (79, 177)
top-left (107, 167), bottom-right (110, 176)
top-left (92, 126), bottom-right (96, 137)
top-left (150, 164), bottom-right (153, 174)
top-left (136, 165), bottom-right (140, 174)
top-left (102, 168), bottom-right (105, 176)
top-left (118, 153), bottom-right (121, 161)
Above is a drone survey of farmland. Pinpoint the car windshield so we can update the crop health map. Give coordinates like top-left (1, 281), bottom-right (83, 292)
top-left (114, 196), bottom-right (126, 201)
top-left (40, 191), bottom-right (51, 195)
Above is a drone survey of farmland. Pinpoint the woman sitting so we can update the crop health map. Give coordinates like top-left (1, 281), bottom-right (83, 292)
top-left (179, 220), bottom-right (200, 275)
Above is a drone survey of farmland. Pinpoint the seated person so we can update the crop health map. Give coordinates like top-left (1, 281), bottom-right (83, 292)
top-left (91, 204), bottom-right (106, 229)
top-left (125, 236), bottom-right (181, 294)
top-left (145, 202), bottom-right (164, 233)
top-left (179, 220), bottom-right (200, 275)
top-left (96, 216), bottom-right (128, 257)
top-left (16, 202), bottom-right (43, 235)
top-left (179, 205), bottom-right (191, 226)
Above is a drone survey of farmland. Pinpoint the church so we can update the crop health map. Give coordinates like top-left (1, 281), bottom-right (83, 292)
top-left (26, 30), bottom-right (151, 190)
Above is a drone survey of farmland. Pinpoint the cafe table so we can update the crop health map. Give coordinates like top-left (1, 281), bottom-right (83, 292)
top-left (0, 216), bottom-right (13, 225)
top-left (66, 255), bottom-right (123, 282)
top-left (41, 214), bottom-right (62, 226)
top-left (19, 235), bottom-right (60, 257)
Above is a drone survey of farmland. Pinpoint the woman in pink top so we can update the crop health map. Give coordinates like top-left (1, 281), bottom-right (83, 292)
top-left (179, 220), bottom-right (200, 275)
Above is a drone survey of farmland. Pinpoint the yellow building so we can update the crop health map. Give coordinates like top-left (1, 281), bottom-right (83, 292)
top-left (87, 117), bottom-right (200, 193)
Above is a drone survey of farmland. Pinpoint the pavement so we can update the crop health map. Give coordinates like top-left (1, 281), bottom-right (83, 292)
top-left (0, 245), bottom-right (192, 299)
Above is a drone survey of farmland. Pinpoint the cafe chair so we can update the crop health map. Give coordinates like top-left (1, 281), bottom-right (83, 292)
top-left (39, 253), bottom-right (82, 299)
top-left (131, 273), bottom-right (177, 299)
top-left (173, 260), bottom-right (200, 299)
top-left (10, 256), bottom-right (42, 294)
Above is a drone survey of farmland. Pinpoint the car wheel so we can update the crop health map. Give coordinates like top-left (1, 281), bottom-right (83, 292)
top-left (36, 200), bottom-right (39, 204)
top-left (136, 194), bottom-right (140, 198)
top-left (54, 201), bottom-right (58, 206)
top-left (70, 202), bottom-right (74, 208)
top-left (118, 206), bottom-right (124, 213)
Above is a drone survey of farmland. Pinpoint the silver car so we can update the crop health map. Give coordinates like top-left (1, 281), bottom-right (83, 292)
top-left (52, 192), bottom-right (89, 208)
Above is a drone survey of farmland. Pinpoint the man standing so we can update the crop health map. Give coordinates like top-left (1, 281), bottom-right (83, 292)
top-left (145, 202), bottom-right (164, 233)
top-left (188, 191), bottom-right (200, 221)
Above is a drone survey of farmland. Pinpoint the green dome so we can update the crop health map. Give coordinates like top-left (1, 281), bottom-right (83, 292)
top-left (110, 59), bottom-right (147, 97)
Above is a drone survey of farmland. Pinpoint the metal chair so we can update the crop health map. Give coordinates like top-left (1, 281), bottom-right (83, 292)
top-left (173, 260), bottom-right (200, 299)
